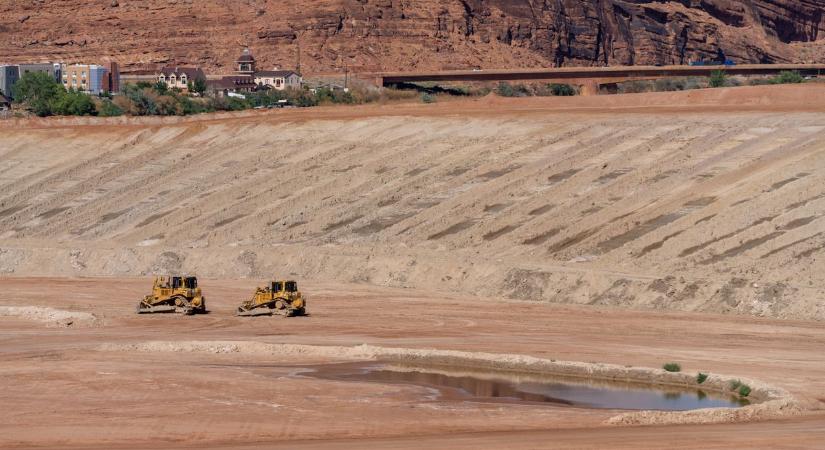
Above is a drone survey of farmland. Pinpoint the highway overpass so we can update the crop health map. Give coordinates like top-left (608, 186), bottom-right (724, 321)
top-left (371, 64), bottom-right (825, 93)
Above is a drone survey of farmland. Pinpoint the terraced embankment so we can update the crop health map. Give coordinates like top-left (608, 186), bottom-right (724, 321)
top-left (2, 86), bottom-right (825, 319)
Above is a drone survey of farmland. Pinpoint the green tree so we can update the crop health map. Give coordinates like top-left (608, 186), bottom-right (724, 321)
top-left (12, 72), bottom-right (65, 116)
top-left (709, 70), bottom-right (727, 88)
top-left (192, 77), bottom-right (208, 96)
top-left (52, 89), bottom-right (97, 116)
top-left (153, 81), bottom-right (169, 94)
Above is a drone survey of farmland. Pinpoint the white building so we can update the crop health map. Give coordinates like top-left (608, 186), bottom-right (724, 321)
top-left (157, 67), bottom-right (206, 91)
top-left (254, 70), bottom-right (302, 91)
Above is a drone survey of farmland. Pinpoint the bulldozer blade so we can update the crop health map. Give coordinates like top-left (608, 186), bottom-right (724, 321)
top-left (236, 308), bottom-right (274, 317)
top-left (136, 305), bottom-right (178, 314)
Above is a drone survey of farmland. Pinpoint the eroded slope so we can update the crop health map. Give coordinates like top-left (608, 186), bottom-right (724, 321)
top-left (2, 93), bottom-right (825, 319)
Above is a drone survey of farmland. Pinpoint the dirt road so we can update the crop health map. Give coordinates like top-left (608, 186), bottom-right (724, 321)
top-left (0, 277), bottom-right (823, 449)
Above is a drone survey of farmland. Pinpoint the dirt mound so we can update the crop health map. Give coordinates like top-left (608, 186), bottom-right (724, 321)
top-left (3, 86), bottom-right (825, 320)
top-left (0, 306), bottom-right (99, 327)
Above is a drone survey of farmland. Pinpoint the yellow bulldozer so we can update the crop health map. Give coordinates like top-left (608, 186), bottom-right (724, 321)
top-left (137, 275), bottom-right (207, 315)
top-left (236, 280), bottom-right (306, 317)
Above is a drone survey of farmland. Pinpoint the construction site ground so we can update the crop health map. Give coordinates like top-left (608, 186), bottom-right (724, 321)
top-left (2, 84), bottom-right (825, 448)
top-left (1, 277), bottom-right (824, 449)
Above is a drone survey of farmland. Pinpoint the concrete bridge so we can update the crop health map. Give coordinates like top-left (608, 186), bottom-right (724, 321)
top-left (367, 64), bottom-right (825, 94)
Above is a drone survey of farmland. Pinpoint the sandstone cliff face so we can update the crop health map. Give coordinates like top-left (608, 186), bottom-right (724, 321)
top-left (1, 0), bottom-right (824, 73)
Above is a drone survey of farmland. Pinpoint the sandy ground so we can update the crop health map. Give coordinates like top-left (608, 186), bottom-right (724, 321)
top-left (0, 277), bottom-right (823, 449)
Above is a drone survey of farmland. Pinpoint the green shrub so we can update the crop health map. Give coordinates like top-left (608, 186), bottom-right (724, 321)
top-left (709, 70), bottom-right (728, 88)
top-left (654, 78), bottom-right (687, 92)
top-left (771, 71), bottom-right (804, 85)
top-left (421, 93), bottom-right (436, 103)
top-left (121, 84), bottom-right (157, 115)
top-left (696, 372), bottom-right (708, 384)
top-left (549, 83), bottom-right (576, 96)
top-left (153, 81), bottom-right (169, 95)
top-left (738, 384), bottom-right (752, 397)
top-left (618, 80), bottom-right (651, 94)
top-left (97, 99), bottom-right (123, 117)
top-left (52, 89), bottom-right (97, 116)
top-left (496, 82), bottom-right (517, 97)
top-left (663, 363), bottom-right (681, 372)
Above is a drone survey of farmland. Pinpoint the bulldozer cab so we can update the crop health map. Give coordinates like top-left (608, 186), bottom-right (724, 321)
top-left (269, 281), bottom-right (298, 293)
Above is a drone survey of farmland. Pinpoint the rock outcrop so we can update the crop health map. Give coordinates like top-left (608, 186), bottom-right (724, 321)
top-left (1, 1), bottom-right (824, 73)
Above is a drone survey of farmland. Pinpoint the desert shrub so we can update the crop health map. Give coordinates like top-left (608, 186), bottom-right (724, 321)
top-left (771, 71), bottom-right (804, 84)
top-left (212, 96), bottom-right (250, 111)
top-left (738, 384), bottom-right (752, 397)
top-left (684, 77), bottom-right (706, 90)
top-left (496, 82), bottom-right (515, 97)
top-left (709, 70), bottom-right (728, 88)
top-left (696, 372), bottom-right (708, 384)
top-left (153, 81), bottom-right (169, 95)
top-left (176, 96), bottom-right (210, 115)
top-left (381, 88), bottom-right (418, 101)
top-left (618, 80), bottom-right (651, 94)
top-left (496, 82), bottom-right (530, 97)
top-left (654, 78), bottom-right (687, 92)
top-left (315, 87), bottom-right (357, 104)
top-left (121, 84), bottom-right (158, 115)
top-left (421, 93), bottom-right (436, 103)
top-left (550, 83), bottom-right (576, 96)
top-left (153, 94), bottom-right (184, 115)
top-left (97, 99), bottom-right (123, 117)
top-left (663, 363), bottom-right (681, 372)
top-left (729, 379), bottom-right (743, 390)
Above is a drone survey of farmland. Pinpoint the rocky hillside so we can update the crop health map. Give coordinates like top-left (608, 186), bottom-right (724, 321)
top-left (1, 0), bottom-right (825, 74)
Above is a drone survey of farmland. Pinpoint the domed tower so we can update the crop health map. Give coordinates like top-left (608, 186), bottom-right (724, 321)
top-left (237, 48), bottom-right (256, 75)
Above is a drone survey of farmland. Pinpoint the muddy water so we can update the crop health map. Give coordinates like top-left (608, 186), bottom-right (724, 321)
top-left (303, 362), bottom-right (749, 411)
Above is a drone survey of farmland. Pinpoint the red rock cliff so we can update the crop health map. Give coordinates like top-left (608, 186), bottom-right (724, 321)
top-left (1, 0), bottom-right (824, 73)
